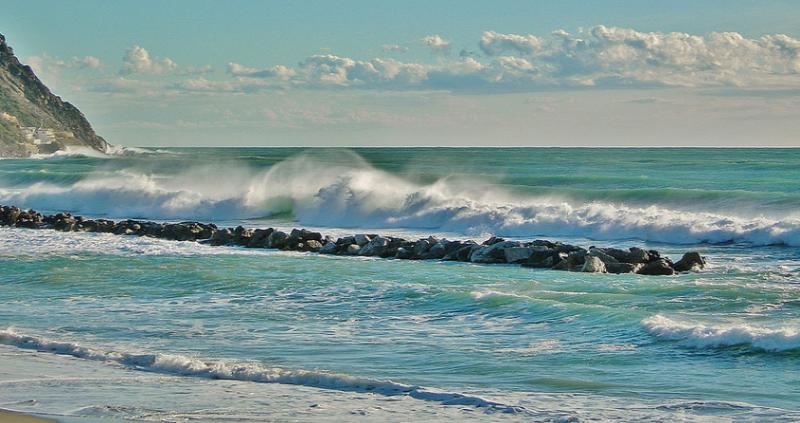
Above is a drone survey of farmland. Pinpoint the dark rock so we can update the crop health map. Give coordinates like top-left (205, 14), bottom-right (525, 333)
top-left (605, 262), bottom-right (641, 274)
top-left (553, 243), bottom-right (585, 255)
top-left (522, 248), bottom-right (564, 269)
top-left (588, 248), bottom-right (619, 266)
top-left (360, 236), bottom-right (389, 256)
top-left (230, 226), bottom-right (253, 245)
top-left (454, 243), bottom-right (480, 261)
top-left (53, 213), bottom-right (77, 232)
top-left (419, 241), bottom-right (447, 260)
top-left (440, 240), bottom-right (466, 259)
top-left (559, 251), bottom-right (587, 271)
top-left (482, 236), bottom-right (505, 245)
top-left (382, 238), bottom-right (408, 258)
top-left (503, 246), bottom-right (534, 264)
top-left (530, 239), bottom-right (557, 249)
top-left (0, 206), bottom-right (21, 225)
top-left (395, 247), bottom-right (413, 259)
top-left (638, 259), bottom-right (675, 276)
top-left (354, 234), bottom-right (372, 246)
top-left (319, 241), bottom-right (338, 254)
top-left (412, 239), bottom-right (432, 258)
top-left (267, 230), bottom-right (288, 249)
top-left (470, 241), bottom-right (519, 263)
top-left (247, 228), bottom-right (273, 248)
top-left (210, 228), bottom-right (234, 246)
top-left (161, 222), bottom-right (212, 241)
top-left (673, 252), bottom-right (705, 272)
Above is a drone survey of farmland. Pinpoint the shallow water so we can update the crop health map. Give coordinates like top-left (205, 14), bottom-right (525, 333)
top-left (1, 148), bottom-right (799, 421)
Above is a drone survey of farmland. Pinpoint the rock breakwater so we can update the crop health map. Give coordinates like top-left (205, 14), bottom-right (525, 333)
top-left (0, 204), bottom-right (706, 275)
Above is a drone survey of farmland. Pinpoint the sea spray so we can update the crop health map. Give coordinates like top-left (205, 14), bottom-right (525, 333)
top-left (2, 150), bottom-right (800, 245)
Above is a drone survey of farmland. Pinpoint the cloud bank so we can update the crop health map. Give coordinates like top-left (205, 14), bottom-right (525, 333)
top-left (216, 26), bottom-right (799, 92)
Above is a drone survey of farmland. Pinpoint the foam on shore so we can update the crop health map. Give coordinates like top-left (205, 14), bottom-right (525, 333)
top-left (0, 328), bottom-right (526, 414)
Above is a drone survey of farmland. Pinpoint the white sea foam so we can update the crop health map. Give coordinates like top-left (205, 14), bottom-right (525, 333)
top-left (0, 227), bottom-right (276, 258)
top-left (27, 145), bottom-right (170, 160)
top-left (641, 315), bottom-right (800, 352)
top-left (3, 151), bottom-right (800, 245)
top-left (0, 328), bottom-right (525, 414)
top-left (470, 290), bottom-right (531, 301)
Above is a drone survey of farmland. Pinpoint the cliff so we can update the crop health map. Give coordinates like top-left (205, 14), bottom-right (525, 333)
top-left (0, 33), bottom-right (108, 157)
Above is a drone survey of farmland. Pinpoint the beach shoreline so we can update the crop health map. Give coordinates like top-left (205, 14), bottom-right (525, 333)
top-left (0, 410), bottom-right (54, 423)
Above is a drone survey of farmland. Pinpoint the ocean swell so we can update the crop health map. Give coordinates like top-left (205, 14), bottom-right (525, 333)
top-left (2, 151), bottom-right (800, 246)
top-left (641, 315), bottom-right (800, 352)
top-left (0, 328), bottom-right (525, 413)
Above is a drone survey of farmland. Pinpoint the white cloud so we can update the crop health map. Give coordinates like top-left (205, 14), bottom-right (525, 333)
top-left (382, 44), bottom-right (408, 53)
top-left (534, 26), bottom-right (800, 86)
top-left (421, 35), bottom-right (451, 55)
top-left (248, 26), bottom-right (800, 91)
top-left (120, 45), bottom-right (177, 75)
top-left (25, 53), bottom-right (104, 74)
top-left (479, 31), bottom-right (542, 56)
top-left (227, 62), bottom-right (296, 79)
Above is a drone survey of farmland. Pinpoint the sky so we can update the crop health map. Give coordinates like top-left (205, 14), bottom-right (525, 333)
top-left (2, 0), bottom-right (799, 147)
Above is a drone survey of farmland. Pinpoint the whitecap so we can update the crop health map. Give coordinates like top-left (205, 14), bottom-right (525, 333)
top-left (641, 315), bottom-right (800, 352)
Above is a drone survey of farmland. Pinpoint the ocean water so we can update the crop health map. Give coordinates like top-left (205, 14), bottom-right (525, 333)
top-left (0, 147), bottom-right (799, 422)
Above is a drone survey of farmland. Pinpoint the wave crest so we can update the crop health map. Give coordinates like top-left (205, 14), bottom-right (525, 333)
top-left (641, 315), bottom-right (800, 352)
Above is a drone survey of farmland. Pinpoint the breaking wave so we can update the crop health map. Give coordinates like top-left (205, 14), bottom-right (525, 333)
top-left (641, 315), bottom-right (800, 352)
top-left (2, 150), bottom-right (800, 246)
top-left (0, 328), bottom-right (524, 413)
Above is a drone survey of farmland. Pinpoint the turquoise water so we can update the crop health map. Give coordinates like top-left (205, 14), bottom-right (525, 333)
top-left (1, 148), bottom-right (799, 422)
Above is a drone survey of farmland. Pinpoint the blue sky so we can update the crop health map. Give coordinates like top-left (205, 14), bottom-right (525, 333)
top-left (2, 0), bottom-right (799, 146)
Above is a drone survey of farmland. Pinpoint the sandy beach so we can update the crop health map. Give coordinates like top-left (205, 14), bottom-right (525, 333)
top-left (0, 410), bottom-right (53, 423)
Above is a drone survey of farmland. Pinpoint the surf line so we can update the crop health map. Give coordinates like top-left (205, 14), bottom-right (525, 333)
top-left (0, 204), bottom-right (705, 275)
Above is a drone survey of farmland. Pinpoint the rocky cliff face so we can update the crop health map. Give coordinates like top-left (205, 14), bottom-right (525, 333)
top-left (0, 33), bottom-right (108, 157)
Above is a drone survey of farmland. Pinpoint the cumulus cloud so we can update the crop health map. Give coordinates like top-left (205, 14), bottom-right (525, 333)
top-left (209, 26), bottom-right (800, 93)
top-left (227, 62), bottom-right (296, 79)
top-left (120, 45), bottom-right (177, 75)
top-left (77, 56), bottom-right (104, 69)
top-left (422, 35), bottom-right (451, 55)
top-left (479, 31), bottom-right (542, 56)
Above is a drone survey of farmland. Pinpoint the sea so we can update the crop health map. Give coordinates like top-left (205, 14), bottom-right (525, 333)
top-left (0, 147), bottom-right (798, 422)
